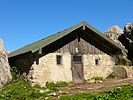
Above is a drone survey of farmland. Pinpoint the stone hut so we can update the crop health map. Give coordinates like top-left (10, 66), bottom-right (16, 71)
top-left (8, 22), bottom-right (127, 86)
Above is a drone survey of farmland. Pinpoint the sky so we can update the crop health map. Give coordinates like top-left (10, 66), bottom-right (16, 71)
top-left (0, 0), bottom-right (132, 52)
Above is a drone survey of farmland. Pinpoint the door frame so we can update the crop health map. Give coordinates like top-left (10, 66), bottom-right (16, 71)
top-left (71, 54), bottom-right (84, 83)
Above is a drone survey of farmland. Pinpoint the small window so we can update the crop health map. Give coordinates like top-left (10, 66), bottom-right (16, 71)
top-left (95, 59), bottom-right (99, 65)
top-left (73, 55), bottom-right (82, 62)
top-left (56, 55), bottom-right (62, 65)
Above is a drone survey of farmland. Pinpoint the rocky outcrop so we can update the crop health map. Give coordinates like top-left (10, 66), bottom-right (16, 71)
top-left (105, 23), bottom-right (133, 60)
top-left (124, 23), bottom-right (133, 39)
top-left (0, 39), bottom-right (12, 87)
top-left (105, 25), bottom-right (125, 48)
top-left (123, 23), bottom-right (133, 44)
top-left (124, 23), bottom-right (133, 58)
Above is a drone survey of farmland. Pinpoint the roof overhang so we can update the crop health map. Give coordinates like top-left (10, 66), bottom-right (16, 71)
top-left (8, 22), bottom-right (127, 58)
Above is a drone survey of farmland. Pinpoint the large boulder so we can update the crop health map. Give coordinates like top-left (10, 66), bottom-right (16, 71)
top-left (0, 39), bottom-right (12, 87)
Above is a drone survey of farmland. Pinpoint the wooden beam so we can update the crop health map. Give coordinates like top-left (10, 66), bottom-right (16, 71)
top-left (83, 25), bottom-right (86, 30)
top-left (39, 47), bottom-right (42, 54)
top-left (81, 30), bottom-right (114, 52)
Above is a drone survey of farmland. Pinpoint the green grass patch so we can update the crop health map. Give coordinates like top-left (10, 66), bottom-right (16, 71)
top-left (0, 66), bottom-right (71, 100)
top-left (0, 79), bottom-right (49, 100)
top-left (0, 68), bottom-right (133, 100)
top-left (46, 81), bottom-right (70, 91)
top-left (60, 85), bottom-right (133, 100)
top-left (107, 72), bottom-right (116, 78)
top-left (0, 77), bottom-right (70, 100)
top-left (91, 76), bottom-right (103, 81)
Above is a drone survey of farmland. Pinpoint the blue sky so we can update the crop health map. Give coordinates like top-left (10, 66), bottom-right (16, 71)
top-left (0, 0), bottom-right (132, 51)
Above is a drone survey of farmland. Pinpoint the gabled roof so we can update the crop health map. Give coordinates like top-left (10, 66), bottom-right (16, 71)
top-left (8, 22), bottom-right (127, 58)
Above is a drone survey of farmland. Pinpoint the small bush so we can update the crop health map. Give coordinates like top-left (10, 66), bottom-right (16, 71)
top-left (91, 76), bottom-right (103, 81)
top-left (11, 66), bottom-right (20, 81)
top-left (114, 55), bottom-right (131, 66)
top-left (46, 81), bottom-right (69, 91)
top-left (0, 79), bottom-right (48, 100)
top-left (107, 72), bottom-right (116, 78)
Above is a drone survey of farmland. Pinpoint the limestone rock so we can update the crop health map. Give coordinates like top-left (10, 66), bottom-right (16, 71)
top-left (124, 23), bottom-right (133, 34)
top-left (105, 25), bottom-right (124, 47)
top-left (88, 79), bottom-right (96, 83)
top-left (124, 23), bottom-right (133, 42)
top-left (97, 80), bottom-right (103, 83)
top-left (123, 23), bottom-right (133, 58)
top-left (0, 39), bottom-right (12, 88)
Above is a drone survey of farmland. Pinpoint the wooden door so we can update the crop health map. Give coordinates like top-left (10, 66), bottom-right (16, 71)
top-left (72, 55), bottom-right (84, 83)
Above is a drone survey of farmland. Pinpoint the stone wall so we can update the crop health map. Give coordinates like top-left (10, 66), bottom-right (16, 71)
top-left (27, 53), bottom-right (115, 86)
top-left (113, 66), bottom-right (133, 78)
top-left (27, 53), bottom-right (72, 86)
top-left (83, 54), bottom-right (115, 80)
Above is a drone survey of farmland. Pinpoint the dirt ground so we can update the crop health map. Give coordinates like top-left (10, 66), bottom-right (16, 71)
top-left (58, 78), bottom-right (133, 95)
top-left (49, 78), bottom-right (133, 99)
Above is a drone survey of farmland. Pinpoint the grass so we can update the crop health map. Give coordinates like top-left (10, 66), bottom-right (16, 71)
top-left (0, 77), bottom-right (71, 100)
top-left (91, 76), bottom-right (103, 81)
top-left (0, 79), bottom-right (49, 100)
top-left (0, 67), bottom-right (71, 100)
top-left (60, 85), bottom-right (133, 100)
top-left (0, 67), bottom-right (133, 100)
top-left (0, 78), bottom-right (133, 100)
top-left (46, 81), bottom-right (70, 91)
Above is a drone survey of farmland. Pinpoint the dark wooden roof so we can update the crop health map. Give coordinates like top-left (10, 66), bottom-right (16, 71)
top-left (8, 22), bottom-right (127, 58)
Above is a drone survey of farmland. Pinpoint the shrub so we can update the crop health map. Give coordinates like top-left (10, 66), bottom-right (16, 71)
top-left (107, 72), bottom-right (116, 78)
top-left (113, 55), bottom-right (131, 66)
top-left (91, 76), bottom-right (103, 81)
top-left (46, 81), bottom-right (69, 91)
top-left (0, 79), bottom-right (48, 100)
top-left (11, 66), bottom-right (20, 81)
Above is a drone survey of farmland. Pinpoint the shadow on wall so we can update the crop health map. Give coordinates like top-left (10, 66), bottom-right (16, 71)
top-left (9, 52), bottom-right (47, 76)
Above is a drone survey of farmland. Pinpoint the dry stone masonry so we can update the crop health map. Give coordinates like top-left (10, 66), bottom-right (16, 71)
top-left (27, 53), bottom-right (115, 86)
top-left (0, 39), bottom-right (12, 87)
top-left (7, 22), bottom-right (133, 86)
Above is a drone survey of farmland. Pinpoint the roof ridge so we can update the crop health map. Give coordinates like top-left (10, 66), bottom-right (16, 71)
top-left (8, 22), bottom-right (127, 58)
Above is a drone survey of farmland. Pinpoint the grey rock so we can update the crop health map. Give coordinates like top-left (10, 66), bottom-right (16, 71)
top-left (0, 39), bottom-right (12, 88)
top-left (39, 89), bottom-right (50, 93)
top-left (88, 79), bottom-right (96, 83)
top-left (48, 92), bottom-right (56, 96)
top-left (124, 23), bottom-right (133, 34)
top-left (105, 25), bottom-right (124, 47)
top-left (39, 90), bottom-right (47, 93)
top-left (45, 97), bottom-right (49, 100)
top-left (124, 23), bottom-right (133, 42)
top-left (97, 80), bottom-right (103, 83)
